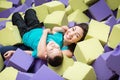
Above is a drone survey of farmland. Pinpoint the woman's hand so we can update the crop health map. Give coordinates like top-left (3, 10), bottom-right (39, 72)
top-left (4, 50), bottom-right (15, 60)
top-left (44, 28), bottom-right (51, 34)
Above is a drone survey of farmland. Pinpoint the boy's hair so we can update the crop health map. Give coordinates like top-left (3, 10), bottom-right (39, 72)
top-left (47, 53), bottom-right (63, 67)
top-left (68, 23), bottom-right (89, 52)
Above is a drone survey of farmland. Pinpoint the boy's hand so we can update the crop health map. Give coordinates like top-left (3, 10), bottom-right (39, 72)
top-left (61, 26), bottom-right (69, 32)
top-left (44, 28), bottom-right (51, 34)
top-left (4, 50), bottom-right (15, 60)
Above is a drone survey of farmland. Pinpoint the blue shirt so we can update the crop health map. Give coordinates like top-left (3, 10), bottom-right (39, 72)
top-left (22, 28), bottom-right (68, 58)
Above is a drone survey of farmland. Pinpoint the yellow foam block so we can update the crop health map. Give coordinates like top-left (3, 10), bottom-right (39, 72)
top-left (85, 19), bottom-right (110, 45)
top-left (43, 1), bottom-right (65, 14)
top-left (0, 22), bottom-right (22, 46)
top-left (74, 38), bottom-right (104, 64)
top-left (0, 18), bottom-right (7, 22)
top-left (84, 0), bottom-right (98, 6)
top-left (0, 67), bottom-right (18, 80)
top-left (48, 55), bottom-right (74, 75)
top-left (108, 24), bottom-right (120, 49)
top-left (44, 11), bottom-right (68, 29)
top-left (117, 5), bottom-right (120, 19)
top-left (33, 5), bottom-right (49, 22)
top-left (0, 1), bottom-right (12, 12)
top-left (0, 54), bottom-right (4, 72)
top-left (68, 9), bottom-right (90, 23)
top-left (20, 0), bottom-right (25, 4)
top-left (106, 0), bottom-right (120, 10)
top-left (65, 5), bottom-right (73, 16)
top-left (63, 62), bottom-right (96, 80)
top-left (69, 0), bottom-right (88, 12)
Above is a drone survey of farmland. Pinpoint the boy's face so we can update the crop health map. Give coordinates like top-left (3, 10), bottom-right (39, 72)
top-left (64, 26), bottom-right (84, 44)
top-left (47, 41), bottom-right (62, 59)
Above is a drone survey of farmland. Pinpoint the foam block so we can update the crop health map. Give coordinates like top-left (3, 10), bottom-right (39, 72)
top-left (34, 0), bottom-right (51, 6)
top-left (69, 0), bottom-right (88, 12)
top-left (30, 65), bottom-right (64, 80)
top-left (63, 62), bottom-right (96, 80)
top-left (0, 67), bottom-right (18, 80)
top-left (5, 48), bottom-right (34, 72)
top-left (16, 71), bottom-right (34, 80)
top-left (108, 24), bottom-right (120, 49)
top-left (104, 44), bottom-right (113, 53)
top-left (29, 58), bottom-right (47, 73)
top-left (59, 0), bottom-right (68, 7)
top-left (92, 51), bottom-right (115, 80)
top-left (44, 11), bottom-right (68, 29)
top-left (0, 20), bottom-right (8, 30)
top-left (74, 38), bottom-right (104, 64)
top-left (105, 0), bottom-right (120, 10)
top-left (84, 0), bottom-right (98, 6)
top-left (24, 0), bottom-right (34, 7)
top-left (8, 0), bottom-right (20, 5)
top-left (85, 19), bottom-right (110, 45)
top-left (88, 0), bottom-right (113, 21)
top-left (65, 5), bottom-right (73, 16)
top-left (0, 53), bottom-right (4, 72)
top-left (48, 55), bottom-right (74, 75)
top-left (0, 1), bottom-right (12, 12)
top-left (0, 7), bottom-right (15, 18)
top-left (117, 5), bottom-right (120, 19)
top-left (33, 4), bottom-right (49, 22)
top-left (43, 1), bottom-right (65, 14)
top-left (106, 44), bottom-right (120, 75)
top-left (0, 22), bottom-right (22, 46)
top-left (68, 9), bottom-right (90, 23)
top-left (68, 21), bottom-right (76, 28)
top-left (117, 18), bottom-right (120, 24)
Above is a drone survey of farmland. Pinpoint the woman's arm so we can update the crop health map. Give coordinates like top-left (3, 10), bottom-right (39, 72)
top-left (37, 29), bottom-right (51, 60)
top-left (52, 26), bottom-right (68, 34)
top-left (62, 50), bottom-right (73, 58)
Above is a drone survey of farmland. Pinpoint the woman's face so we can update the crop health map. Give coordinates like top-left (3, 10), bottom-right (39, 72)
top-left (64, 26), bottom-right (84, 44)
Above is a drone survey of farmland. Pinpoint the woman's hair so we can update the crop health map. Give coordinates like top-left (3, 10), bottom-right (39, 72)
top-left (68, 23), bottom-right (89, 52)
top-left (47, 54), bottom-right (63, 67)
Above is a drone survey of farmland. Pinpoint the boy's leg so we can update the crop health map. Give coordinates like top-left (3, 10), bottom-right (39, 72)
top-left (24, 9), bottom-right (43, 30)
top-left (12, 12), bottom-right (28, 37)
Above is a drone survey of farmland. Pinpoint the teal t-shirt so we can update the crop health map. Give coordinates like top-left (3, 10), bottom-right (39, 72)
top-left (22, 28), bottom-right (68, 58)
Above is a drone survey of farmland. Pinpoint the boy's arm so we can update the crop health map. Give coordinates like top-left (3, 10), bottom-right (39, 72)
top-left (52, 26), bottom-right (68, 34)
top-left (37, 29), bottom-right (50, 60)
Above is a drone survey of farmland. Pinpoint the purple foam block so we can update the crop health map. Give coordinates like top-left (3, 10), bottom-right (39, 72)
top-left (13, 4), bottom-right (30, 13)
top-left (68, 21), bottom-right (76, 28)
top-left (8, 0), bottom-right (20, 5)
top-left (16, 71), bottom-right (34, 80)
top-left (5, 48), bottom-right (34, 72)
top-left (106, 44), bottom-right (120, 76)
top-left (105, 16), bottom-right (117, 33)
top-left (0, 7), bottom-right (16, 18)
top-left (30, 65), bottom-right (64, 80)
top-left (0, 20), bottom-right (9, 30)
top-left (88, 0), bottom-right (113, 21)
top-left (59, 0), bottom-right (68, 7)
top-left (29, 58), bottom-right (47, 73)
top-left (92, 51), bottom-right (115, 80)
top-left (34, 0), bottom-right (51, 6)
top-left (117, 18), bottom-right (120, 24)
top-left (104, 44), bottom-right (113, 53)
top-left (25, 0), bottom-right (34, 7)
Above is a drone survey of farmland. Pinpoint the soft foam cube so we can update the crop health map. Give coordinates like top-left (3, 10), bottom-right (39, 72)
top-left (104, 44), bottom-right (113, 53)
top-left (65, 5), bottom-right (73, 16)
top-left (33, 5), bottom-right (49, 22)
top-left (43, 1), bottom-right (65, 14)
top-left (0, 67), bottom-right (18, 80)
top-left (84, 0), bottom-right (98, 6)
top-left (0, 1), bottom-right (12, 12)
top-left (68, 9), bottom-right (90, 23)
top-left (69, 0), bottom-right (88, 12)
top-left (0, 22), bottom-right (22, 46)
top-left (92, 51), bottom-right (115, 80)
top-left (117, 5), bottom-right (120, 19)
top-left (44, 11), bottom-right (68, 29)
top-left (16, 71), bottom-right (34, 80)
top-left (0, 53), bottom-right (4, 72)
top-left (30, 65), bottom-right (64, 80)
top-left (5, 48), bottom-right (34, 72)
top-left (48, 55), bottom-right (74, 75)
top-left (63, 62), bottom-right (96, 80)
top-left (74, 38), bottom-right (104, 64)
top-left (108, 24), bottom-right (120, 49)
top-left (106, 44), bottom-right (120, 75)
top-left (106, 0), bottom-right (120, 10)
top-left (85, 19), bottom-right (110, 45)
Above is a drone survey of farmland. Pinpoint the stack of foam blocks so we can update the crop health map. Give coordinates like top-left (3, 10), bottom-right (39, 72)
top-left (0, 0), bottom-right (120, 80)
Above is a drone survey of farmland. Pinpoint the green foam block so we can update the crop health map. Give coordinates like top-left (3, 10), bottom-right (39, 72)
top-left (0, 1), bottom-right (12, 12)
top-left (117, 5), bottom-right (120, 19)
top-left (0, 54), bottom-right (4, 72)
